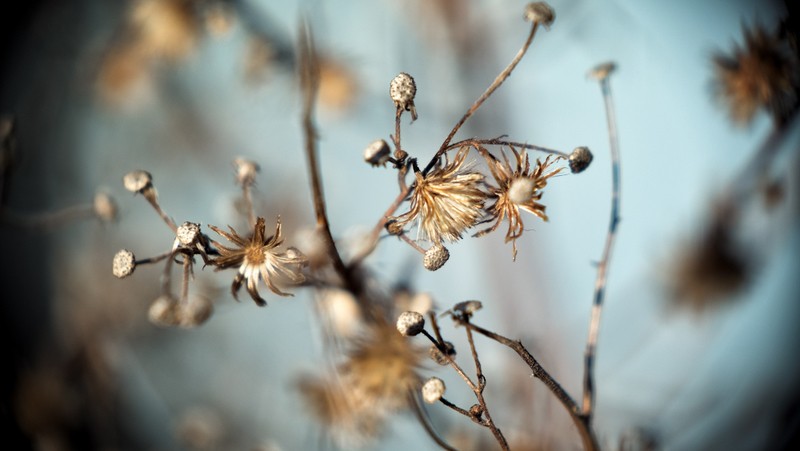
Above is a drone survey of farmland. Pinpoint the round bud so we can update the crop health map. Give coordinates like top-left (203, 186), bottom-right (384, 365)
top-left (421, 377), bottom-right (446, 404)
top-left (385, 219), bottom-right (404, 236)
top-left (569, 146), bottom-right (593, 174)
top-left (113, 249), bottom-right (136, 278)
top-left (429, 341), bottom-right (456, 365)
top-left (423, 244), bottom-right (450, 271)
top-left (508, 178), bottom-right (535, 205)
top-left (123, 170), bottom-right (153, 193)
top-left (363, 139), bottom-right (391, 167)
top-left (234, 157), bottom-right (259, 186)
top-left (93, 191), bottom-right (118, 222)
top-left (396, 311), bottom-right (425, 336)
top-left (176, 221), bottom-right (202, 246)
top-left (589, 62), bottom-right (616, 81)
top-left (524, 2), bottom-right (555, 29)
top-left (390, 72), bottom-right (418, 119)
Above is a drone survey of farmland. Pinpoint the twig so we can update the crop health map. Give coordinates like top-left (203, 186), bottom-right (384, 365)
top-left (347, 185), bottom-right (410, 266)
top-left (241, 182), bottom-right (257, 227)
top-left (446, 137), bottom-right (569, 158)
top-left (465, 322), bottom-right (599, 451)
top-left (420, 329), bottom-right (477, 391)
top-left (423, 22), bottom-right (540, 175)
top-left (582, 70), bottom-right (621, 422)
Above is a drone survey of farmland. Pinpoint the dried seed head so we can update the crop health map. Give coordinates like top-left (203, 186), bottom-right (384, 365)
top-left (234, 157), bottom-right (260, 186)
top-left (176, 221), bottom-right (202, 246)
top-left (285, 246), bottom-right (307, 262)
top-left (396, 311), bottom-right (425, 336)
top-left (423, 244), bottom-right (450, 271)
top-left (177, 296), bottom-right (214, 328)
top-left (148, 295), bottom-right (179, 326)
top-left (363, 139), bottom-right (391, 167)
top-left (429, 341), bottom-right (456, 365)
top-left (421, 377), bottom-right (446, 404)
top-left (113, 249), bottom-right (136, 278)
top-left (524, 2), bottom-right (555, 29)
top-left (569, 146), bottom-right (593, 173)
top-left (444, 300), bottom-right (483, 321)
top-left (385, 219), bottom-right (404, 236)
top-left (390, 72), bottom-right (418, 120)
top-left (123, 170), bottom-right (153, 193)
top-left (589, 62), bottom-right (616, 81)
top-left (508, 178), bottom-right (536, 205)
top-left (93, 191), bottom-right (118, 222)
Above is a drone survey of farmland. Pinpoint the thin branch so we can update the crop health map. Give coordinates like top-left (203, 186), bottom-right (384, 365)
top-left (347, 185), bottom-right (410, 266)
top-left (423, 22), bottom-right (540, 175)
top-left (446, 137), bottom-right (569, 158)
top-left (241, 182), bottom-right (257, 227)
top-left (582, 71), bottom-right (621, 421)
top-left (421, 329), bottom-right (477, 391)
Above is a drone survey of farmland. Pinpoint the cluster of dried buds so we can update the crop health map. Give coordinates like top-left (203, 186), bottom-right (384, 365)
top-left (112, 159), bottom-right (307, 327)
top-left (363, 2), bottom-right (593, 266)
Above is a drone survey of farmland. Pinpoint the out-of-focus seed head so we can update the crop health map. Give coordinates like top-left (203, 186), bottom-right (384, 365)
top-left (93, 191), bottom-right (118, 222)
top-left (234, 157), bottom-right (259, 186)
top-left (177, 296), bottom-right (214, 328)
top-left (524, 2), bottom-right (555, 29)
top-left (589, 62), bottom-right (616, 81)
top-left (508, 178), bottom-right (536, 205)
top-left (363, 139), bottom-right (391, 167)
top-left (148, 295), bottom-right (179, 326)
top-left (569, 146), bottom-right (593, 173)
top-left (429, 341), bottom-right (456, 365)
top-left (390, 72), bottom-right (418, 119)
top-left (444, 300), bottom-right (483, 321)
top-left (176, 221), bottom-right (202, 246)
top-left (113, 249), bottom-right (136, 278)
top-left (421, 377), bottom-right (446, 404)
top-left (396, 311), bottom-right (425, 336)
top-left (423, 244), bottom-right (450, 271)
top-left (123, 170), bottom-right (153, 193)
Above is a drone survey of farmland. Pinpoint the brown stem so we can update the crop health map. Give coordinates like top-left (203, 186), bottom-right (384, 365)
top-left (424, 22), bottom-right (540, 175)
top-left (446, 137), bottom-right (569, 158)
top-left (180, 255), bottom-right (192, 304)
top-left (241, 182), bottom-right (257, 227)
top-left (348, 185), bottom-right (410, 266)
top-left (466, 322), bottom-right (599, 451)
top-left (143, 189), bottom-right (177, 232)
top-left (421, 330), bottom-right (477, 391)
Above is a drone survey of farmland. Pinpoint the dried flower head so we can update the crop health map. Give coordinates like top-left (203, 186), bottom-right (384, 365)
top-left (421, 377), bottom-right (446, 404)
top-left (477, 148), bottom-right (562, 259)
top-left (396, 311), bottom-right (425, 336)
top-left (443, 300), bottom-right (483, 322)
top-left (209, 217), bottom-right (307, 306)
top-left (93, 191), bottom-right (118, 222)
top-left (713, 24), bottom-right (800, 126)
top-left (423, 243), bottom-right (450, 271)
top-left (123, 170), bottom-right (153, 193)
top-left (391, 147), bottom-right (486, 243)
top-left (233, 158), bottom-right (260, 186)
top-left (148, 294), bottom-right (180, 326)
top-left (390, 72), bottom-right (418, 120)
top-left (524, 2), bottom-right (555, 30)
top-left (363, 139), bottom-right (391, 167)
top-left (568, 146), bottom-right (593, 174)
top-left (112, 249), bottom-right (136, 278)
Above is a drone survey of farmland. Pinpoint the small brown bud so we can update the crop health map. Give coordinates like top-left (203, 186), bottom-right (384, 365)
top-left (386, 219), bottom-right (404, 236)
top-left (469, 404), bottom-right (484, 419)
top-left (421, 377), bottom-right (446, 404)
top-left (112, 249), bottom-right (136, 278)
top-left (390, 72), bottom-right (418, 120)
top-left (569, 146), bottom-right (593, 173)
top-left (524, 2), bottom-right (555, 29)
top-left (363, 139), bottom-right (391, 167)
top-left (429, 341), bottom-right (456, 365)
top-left (396, 311), bottom-right (425, 336)
top-left (423, 244), bottom-right (450, 271)
top-left (123, 170), bottom-right (153, 193)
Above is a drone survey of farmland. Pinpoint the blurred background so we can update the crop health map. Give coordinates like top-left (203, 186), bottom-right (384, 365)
top-left (1, 0), bottom-right (798, 449)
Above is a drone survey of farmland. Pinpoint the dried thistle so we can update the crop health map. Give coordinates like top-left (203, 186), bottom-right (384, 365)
top-left (476, 148), bottom-right (562, 259)
top-left (713, 23), bottom-right (800, 126)
top-left (391, 147), bottom-right (486, 244)
top-left (209, 217), bottom-right (307, 306)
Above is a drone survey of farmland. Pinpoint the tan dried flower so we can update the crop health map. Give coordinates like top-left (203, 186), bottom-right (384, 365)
top-left (391, 147), bottom-right (486, 243)
top-left (209, 217), bottom-right (307, 306)
top-left (713, 24), bottom-right (799, 126)
top-left (476, 147), bottom-right (562, 259)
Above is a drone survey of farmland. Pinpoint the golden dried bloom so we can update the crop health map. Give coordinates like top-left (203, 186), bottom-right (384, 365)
top-left (714, 24), bottom-right (800, 126)
top-left (476, 148), bottom-right (562, 259)
top-left (209, 217), bottom-right (307, 306)
top-left (391, 147), bottom-right (486, 243)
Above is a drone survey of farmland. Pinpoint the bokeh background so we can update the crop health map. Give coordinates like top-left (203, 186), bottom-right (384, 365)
top-left (1, 0), bottom-right (798, 449)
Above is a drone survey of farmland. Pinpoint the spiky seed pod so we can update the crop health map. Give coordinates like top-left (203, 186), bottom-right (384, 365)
top-left (429, 341), bottom-right (456, 365)
top-left (524, 2), bottom-right (555, 29)
top-left (421, 377), bottom-right (446, 404)
top-left (396, 311), bottom-right (425, 336)
top-left (569, 146), bottom-right (593, 173)
top-left (423, 244), bottom-right (450, 271)
top-left (176, 221), bottom-right (202, 246)
top-left (390, 72), bottom-right (418, 120)
top-left (363, 139), bottom-right (391, 167)
top-left (93, 191), bottom-right (118, 222)
top-left (112, 249), bottom-right (136, 278)
top-left (123, 170), bottom-right (153, 193)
